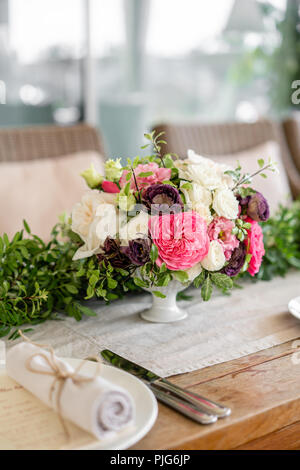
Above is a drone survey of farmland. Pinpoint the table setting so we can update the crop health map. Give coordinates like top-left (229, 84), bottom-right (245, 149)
top-left (1, 131), bottom-right (300, 450)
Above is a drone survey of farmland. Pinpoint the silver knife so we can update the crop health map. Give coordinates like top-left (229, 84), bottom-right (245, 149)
top-left (100, 349), bottom-right (231, 423)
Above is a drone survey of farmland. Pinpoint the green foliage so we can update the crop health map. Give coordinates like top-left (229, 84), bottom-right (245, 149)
top-left (232, 218), bottom-right (252, 243)
top-left (229, 158), bottom-right (278, 192)
top-left (0, 222), bottom-right (84, 338)
top-left (2, 199), bottom-right (299, 338)
top-left (254, 200), bottom-right (300, 280)
top-left (141, 131), bottom-right (179, 169)
top-left (193, 270), bottom-right (233, 302)
top-left (0, 221), bottom-right (140, 338)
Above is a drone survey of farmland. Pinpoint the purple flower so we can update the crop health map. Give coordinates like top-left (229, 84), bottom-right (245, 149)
top-left (121, 238), bottom-right (151, 266)
top-left (142, 184), bottom-right (183, 214)
top-left (237, 194), bottom-right (251, 211)
top-left (222, 244), bottom-right (246, 277)
top-left (97, 237), bottom-right (131, 268)
top-left (247, 192), bottom-right (270, 222)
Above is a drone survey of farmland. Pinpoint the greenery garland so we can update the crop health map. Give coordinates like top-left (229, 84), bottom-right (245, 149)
top-left (0, 201), bottom-right (299, 339)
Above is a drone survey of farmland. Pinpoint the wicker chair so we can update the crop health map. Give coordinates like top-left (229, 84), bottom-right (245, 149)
top-left (0, 124), bottom-right (106, 163)
top-left (282, 117), bottom-right (300, 175)
top-left (153, 119), bottom-right (300, 199)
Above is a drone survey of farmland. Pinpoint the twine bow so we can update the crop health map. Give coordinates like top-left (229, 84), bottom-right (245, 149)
top-left (18, 330), bottom-right (102, 439)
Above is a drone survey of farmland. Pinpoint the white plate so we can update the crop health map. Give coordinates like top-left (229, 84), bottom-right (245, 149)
top-left (288, 296), bottom-right (300, 320)
top-left (64, 358), bottom-right (158, 450)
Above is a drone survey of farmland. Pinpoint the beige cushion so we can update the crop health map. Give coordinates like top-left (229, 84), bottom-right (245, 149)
top-left (211, 141), bottom-right (292, 214)
top-left (0, 151), bottom-right (104, 240)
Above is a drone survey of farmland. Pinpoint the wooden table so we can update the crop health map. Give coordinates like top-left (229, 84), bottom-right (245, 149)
top-left (132, 339), bottom-right (300, 450)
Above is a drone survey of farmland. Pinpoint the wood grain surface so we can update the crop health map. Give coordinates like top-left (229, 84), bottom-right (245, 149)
top-left (132, 339), bottom-right (300, 450)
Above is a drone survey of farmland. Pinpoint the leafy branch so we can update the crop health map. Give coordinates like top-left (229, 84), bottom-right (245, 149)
top-left (226, 158), bottom-right (278, 192)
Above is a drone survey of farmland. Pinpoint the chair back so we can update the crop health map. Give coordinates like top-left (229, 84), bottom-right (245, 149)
top-left (0, 124), bottom-right (106, 163)
top-left (283, 117), bottom-right (300, 174)
top-left (154, 119), bottom-right (300, 198)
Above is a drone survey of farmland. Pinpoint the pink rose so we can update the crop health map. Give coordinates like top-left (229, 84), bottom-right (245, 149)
top-left (102, 181), bottom-right (120, 193)
top-left (119, 163), bottom-right (171, 192)
top-left (244, 216), bottom-right (265, 276)
top-left (208, 217), bottom-right (239, 261)
top-left (149, 211), bottom-right (209, 271)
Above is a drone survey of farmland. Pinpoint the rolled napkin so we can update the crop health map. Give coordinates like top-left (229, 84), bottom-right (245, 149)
top-left (6, 342), bottom-right (134, 440)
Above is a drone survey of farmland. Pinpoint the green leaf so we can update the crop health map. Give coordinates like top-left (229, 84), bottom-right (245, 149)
top-left (201, 275), bottom-right (213, 302)
top-left (211, 273), bottom-right (233, 290)
top-left (65, 284), bottom-right (79, 294)
top-left (89, 273), bottom-right (99, 287)
top-left (173, 271), bottom-right (189, 283)
top-left (133, 277), bottom-right (148, 288)
top-left (150, 244), bottom-right (159, 263)
top-left (3, 233), bottom-right (9, 246)
top-left (152, 291), bottom-right (166, 299)
top-left (180, 182), bottom-right (193, 190)
top-left (107, 278), bottom-right (118, 289)
top-left (159, 263), bottom-right (167, 273)
top-left (176, 292), bottom-right (193, 301)
top-left (138, 172), bottom-right (154, 177)
top-left (258, 158), bottom-right (265, 168)
top-left (162, 180), bottom-right (177, 187)
top-left (194, 270), bottom-right (205, 288)
top-left (77, 304), bottom-right (97, 317)
top-left (288, 257), bottom-right (300, 269)
top-left (23, 220), bottom-right (31, 234)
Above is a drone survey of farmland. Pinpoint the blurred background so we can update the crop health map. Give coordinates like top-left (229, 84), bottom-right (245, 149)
top-left (1, 0), bottom-right (300, 239)
top-left (0, 0), bottom-right (299, 157)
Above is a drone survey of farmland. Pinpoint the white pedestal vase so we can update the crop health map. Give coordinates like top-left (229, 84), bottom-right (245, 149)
top-left (140, 280), bottom-right (189, 323)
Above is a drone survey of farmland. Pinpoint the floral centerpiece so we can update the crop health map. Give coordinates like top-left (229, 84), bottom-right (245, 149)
top-left (71, 132), bottom-right (276, 323)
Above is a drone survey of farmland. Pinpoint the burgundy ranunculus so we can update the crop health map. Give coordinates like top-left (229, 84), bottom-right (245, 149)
top-left (247, 192), bottom-right (270, 222)
top-left (222, 244), bottom-right (246, 277)
top-left (237, 194), bottom-right (250, 212)
top-left (97, 237), bottom-right (131, 268)
top-left (142, 184), bottom-right (183, 214)
top-left (121, 237), bottom-right (151, 266)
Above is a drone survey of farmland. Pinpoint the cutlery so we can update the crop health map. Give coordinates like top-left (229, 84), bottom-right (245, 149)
top-left (149, 384), bottom-right (217, 424)
top-left (100, 349), bottom-right (231, 423)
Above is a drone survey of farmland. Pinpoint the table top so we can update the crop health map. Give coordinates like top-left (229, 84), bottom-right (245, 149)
top-left (132, 339), bottom-right (300, 450)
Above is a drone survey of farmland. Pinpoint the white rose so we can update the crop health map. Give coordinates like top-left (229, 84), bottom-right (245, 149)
top-left (95, 204), bottom-right (118, 243)
top-left (72, 191), bottom-right (118, 260)
top-left (71, 191), bottom-right (106, 240)
top-left (184, 150), bottom-right (234, 189)
top-left (119, 211), bottom-right (149, 245)
top-left (174, 159), bottom-right (190, 180)
top-left (190, 165), bottom-right (226, 190)
top-left (73, 217), bottom-right (106, 260)
top-left (181, 182), bottom-right (212, 207)
top-left (187, 149), bottom-right (216, 167)
top-left (185, 263), bottom-right (203, 281)
top-left (192, 202), bottom-right (213, 225)
top-left (201, 240), bottom-right (226, 272)
top-left (213, 188), bottom-right (239, 219)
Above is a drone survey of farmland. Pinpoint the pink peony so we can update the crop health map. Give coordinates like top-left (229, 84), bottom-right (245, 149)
top-left (119, 163), bottom-right (171, 192)
top-left (149, 211), bottom-right (209, 271)
top-left (208, 217), bottom-right (239, 261)
top-left (244, 216), bottom-right (265, 276)
top-left (102, 181), bottom-right (120, 193)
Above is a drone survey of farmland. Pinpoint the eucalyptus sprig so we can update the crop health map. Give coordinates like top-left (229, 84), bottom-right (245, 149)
top-left (226, 158), bottom-right (278, 192)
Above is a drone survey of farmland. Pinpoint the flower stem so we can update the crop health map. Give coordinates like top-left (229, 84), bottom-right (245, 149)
top-left (233, 163), bottom-right (273, 190)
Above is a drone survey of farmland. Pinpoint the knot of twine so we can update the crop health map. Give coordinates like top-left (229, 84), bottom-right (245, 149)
top-left (18, 330), bottom-right (102, 439)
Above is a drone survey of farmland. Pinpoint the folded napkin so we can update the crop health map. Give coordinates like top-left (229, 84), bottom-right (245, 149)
top-left (6, 342), bottom-right (134, 440)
